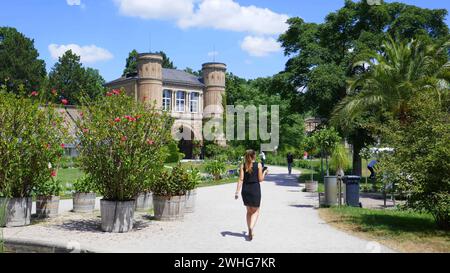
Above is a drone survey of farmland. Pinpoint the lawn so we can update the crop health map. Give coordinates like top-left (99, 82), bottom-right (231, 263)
top-left (319, 206), bottom-right (450, 253)
top-left (56, 162), bottom-right (239, 195)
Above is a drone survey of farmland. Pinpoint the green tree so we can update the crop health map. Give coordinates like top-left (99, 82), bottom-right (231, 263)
top-left (378, 91), bottom-right (449, 230)
top-left (0, 27), bottom-right (46, 95)
top-left (122, 50), bottom-right (176, 77)
top-left (312, 127), bottom-right (341, 177)
top-left (48, 50), bottom-right (106, 105)
top-left (122, 49), bottom-right (139, 76)
top-left (332, 37), bottom-right (449, 126)
top-left (278, 0), bottom-right (449, 175)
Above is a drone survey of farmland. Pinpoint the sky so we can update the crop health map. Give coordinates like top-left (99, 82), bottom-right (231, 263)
top-left (0, 0), bottom-right (449, 82)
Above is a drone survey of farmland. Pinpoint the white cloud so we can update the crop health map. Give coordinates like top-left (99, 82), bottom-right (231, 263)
top-left (48, 44), bottom-right (114, 63)
top-left (240, 36), bottom-right (282, 57)
top-left (178, 0), bottom-right (289, 35)
top-left (114, 0), bottom-right (289, 35)
top-left (114, 0), bottom-right (194, 20)
top-left (113, 0), bottom-right (289, 57)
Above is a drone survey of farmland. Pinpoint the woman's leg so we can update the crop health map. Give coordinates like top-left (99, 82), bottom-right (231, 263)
top-left (246, 206), bottom-right (252, 231)
top-left (249, 207), bottom-right (260, 231)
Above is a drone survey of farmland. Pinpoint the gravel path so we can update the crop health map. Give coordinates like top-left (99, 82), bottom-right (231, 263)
top-left (3, 165), bottom-right (394, 253)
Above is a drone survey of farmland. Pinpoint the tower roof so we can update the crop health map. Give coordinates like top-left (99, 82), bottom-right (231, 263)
top-left (105, 68), bottom-right (204, 88)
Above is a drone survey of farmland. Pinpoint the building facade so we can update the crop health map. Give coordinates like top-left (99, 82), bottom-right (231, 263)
top-left (104, 53), bottom-right (227, 158)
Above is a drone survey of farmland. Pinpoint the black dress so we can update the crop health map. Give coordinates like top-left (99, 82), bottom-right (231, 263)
top-left (241, 162), bottom-right (261, 207)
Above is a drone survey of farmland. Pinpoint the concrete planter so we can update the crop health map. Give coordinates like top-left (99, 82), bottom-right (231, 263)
top-left (134, 192), bottom-right (153, 211)
top-left (100, 199), bottom-right (135, 233)
top-left (184, 190), bottom-right (197, 213)
top-left (153, 195), bottom-right (185, 221)
top-left (0, 197), bottom-right (32, 227)
top-left (73, 192), bottom-right (96, 213)
top-left (305, 180), bottom-right (318, 192)
top-left (36, 195), bottom-right (60, 218)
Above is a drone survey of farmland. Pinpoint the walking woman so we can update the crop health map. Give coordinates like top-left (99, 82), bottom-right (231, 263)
top-left (235, 150), bottom-right (268, 241)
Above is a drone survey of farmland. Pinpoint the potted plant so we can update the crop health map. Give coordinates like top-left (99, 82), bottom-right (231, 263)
top-left (76, 90), bottom-right (172, 232)
top-left (134, 175), bottom-right (154, 212)
top-left (185, 168), bottom-right (201, 213)
top-left (192, 140), bottom-right (202, 160)
top-left (0, 92), bottom-right (68, 227)
top-left (72, 175), bottom-right (97, 213)
top-left (205, 159), bottom-right (226, 181)
top-left (34, 173), bottom-right (62, 218)
top-left (151, 164), bottom-right (190, 221)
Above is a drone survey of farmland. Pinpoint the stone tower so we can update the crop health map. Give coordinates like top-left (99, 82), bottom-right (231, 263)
top-left (202, 62), bottom-right (227, 117)
top-left (137, 53), bottom-right (163, 108)
top-left (202, 62), bottom-right (227, 145)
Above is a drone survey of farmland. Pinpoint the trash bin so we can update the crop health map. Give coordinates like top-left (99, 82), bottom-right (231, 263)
top-left (324, 176), bottom-right (338, 206)
top-left (343, 175), bottom-right (361, 207)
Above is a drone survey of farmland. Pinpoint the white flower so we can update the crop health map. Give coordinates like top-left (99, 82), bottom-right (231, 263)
top-left (48, 162), bottom-right (52, 169)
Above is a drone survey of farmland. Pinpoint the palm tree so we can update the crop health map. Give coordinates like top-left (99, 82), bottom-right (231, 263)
top-left (331, 36), bottom-right (449, 126)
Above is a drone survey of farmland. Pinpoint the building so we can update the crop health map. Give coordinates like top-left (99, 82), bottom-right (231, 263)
top-left (104, 53), bottom-right (227, 158)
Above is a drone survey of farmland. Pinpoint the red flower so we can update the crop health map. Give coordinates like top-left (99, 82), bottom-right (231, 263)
top-left (31, 91), bottom-right (38, 97)
top-left (146, 139), bottom-right (154, 145)
top-left (114, 117), bottom-right (121, 122)
top-left (121, 136), bottom-right (127, 142)
top-left (61, 143), bottom-right (65, 149)
top-left (135, 115), bottom-right (142, 120)
top-left (112, 89), bottom-right (121, 95)
top-left (61, 99), bottom-right (68, 105)
top-left (106, 92), bottom-right (112, 97)
top-left (50, 170), bottom-right (57, 177)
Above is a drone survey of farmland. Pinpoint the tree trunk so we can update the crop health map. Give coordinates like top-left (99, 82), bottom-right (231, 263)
top-left (320, 151), bottom-right (324, 179)
top-left (352, 138), bottom-right (362, 176)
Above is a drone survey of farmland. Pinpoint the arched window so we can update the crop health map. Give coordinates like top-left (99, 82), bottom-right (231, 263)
top-left (162, 89), bottom-right (172, 111)
top-left (190, 92), bottom-right (199, 113)
top-left (176, 91), bottom-right (185, 112)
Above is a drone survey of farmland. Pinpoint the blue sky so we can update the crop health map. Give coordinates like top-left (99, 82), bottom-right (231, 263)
top-left (0, 0), bottom-right (448, 82)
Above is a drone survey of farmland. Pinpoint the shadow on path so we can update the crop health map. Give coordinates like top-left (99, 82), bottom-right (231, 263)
top-left (221, 231), bottom-right (250, 241)
top-left (289, 204), bottom-right (315, 208)
top-left (54, 219), bottom-right (149, 233)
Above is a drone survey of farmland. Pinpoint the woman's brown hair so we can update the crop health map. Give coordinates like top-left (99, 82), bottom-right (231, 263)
top-left (244, 150), bottom-right (256, 173)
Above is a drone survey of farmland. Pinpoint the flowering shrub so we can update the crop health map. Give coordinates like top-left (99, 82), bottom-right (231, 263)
top-left (76, 90), bottom-right (173, 201)
top-left (0, 92), bottom-right (69, 198)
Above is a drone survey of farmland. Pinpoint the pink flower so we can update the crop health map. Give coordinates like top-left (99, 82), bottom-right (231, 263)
top-left (50, 170), bottom-right (57, 177)
top-left (46, 144), bottom-right (51, 149)
top-left (146, 139), bottom-right (154, 145)
top-left (112, 89), bottom-right (121, 95)
top-left (106, 92), bottom-right (112, 97)
top-left (114, 117), bottom-right (121, 122)
top-left (61, 99), bottom-right (68, 105)
top-left (82, 128), bottom-right (89, 133)
top-left (30, 91), bottom-right (38, 97)
top-left (121, 136), bottom-right (127, 142)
